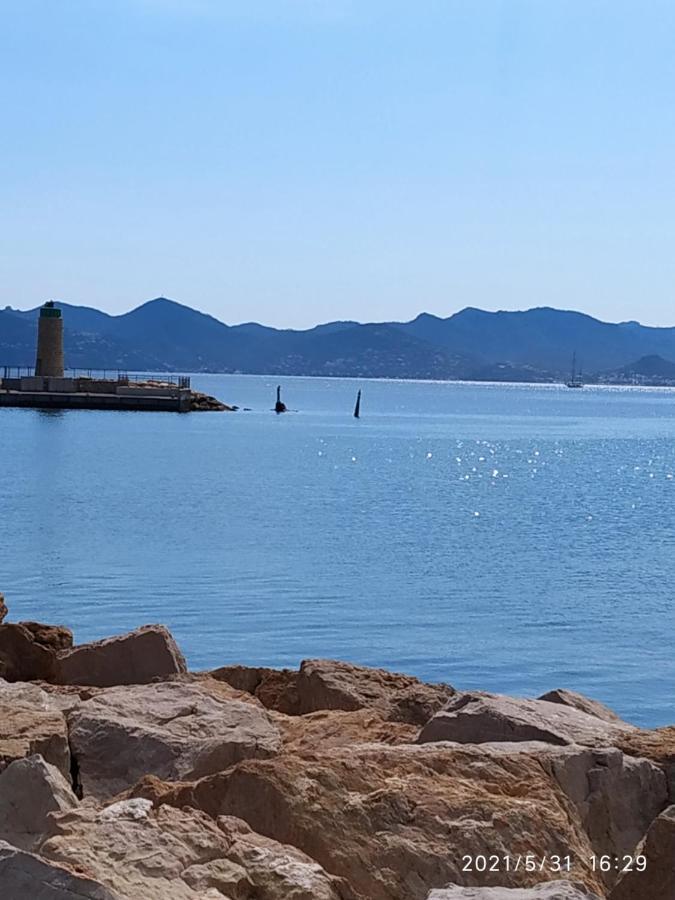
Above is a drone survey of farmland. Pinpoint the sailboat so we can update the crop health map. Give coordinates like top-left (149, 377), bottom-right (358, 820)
top-left (566, 352), bottom-right (584, 389)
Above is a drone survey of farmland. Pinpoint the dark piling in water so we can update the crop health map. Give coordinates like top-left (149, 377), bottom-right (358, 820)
top-left (275, 385), bottom-right (287, 414)
top-left (353, 389), bottom-right (361, 418)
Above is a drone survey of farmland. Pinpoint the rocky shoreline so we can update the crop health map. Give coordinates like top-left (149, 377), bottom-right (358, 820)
top-left (0, 596), bottom-right (674, 899)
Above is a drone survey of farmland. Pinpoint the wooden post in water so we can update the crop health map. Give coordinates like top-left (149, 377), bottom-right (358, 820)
top-left (274, 385), bottom-right (287, 414)
top-left (353, 389), bottom-right (361, 418)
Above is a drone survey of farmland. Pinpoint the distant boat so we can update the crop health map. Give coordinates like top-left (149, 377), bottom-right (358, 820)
top-left (566, 352), bottom-right (584, 389)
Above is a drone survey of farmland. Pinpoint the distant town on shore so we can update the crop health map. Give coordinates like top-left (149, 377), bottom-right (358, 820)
top-left (3, 298), bottom-right (675, 386)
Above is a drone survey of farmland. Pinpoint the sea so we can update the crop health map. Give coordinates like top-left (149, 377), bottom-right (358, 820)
top-left (2, 375), bottom-right (675, 728)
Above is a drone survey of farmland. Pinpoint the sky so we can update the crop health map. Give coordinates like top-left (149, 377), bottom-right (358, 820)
top-left (2, 1), bottom-right (675, 329)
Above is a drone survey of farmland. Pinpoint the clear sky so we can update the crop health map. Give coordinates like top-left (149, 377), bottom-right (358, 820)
top-left (2, 1), bottom-right (675, 328)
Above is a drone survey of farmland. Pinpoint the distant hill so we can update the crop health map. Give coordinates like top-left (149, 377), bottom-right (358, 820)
top-left (4, 298), bottom-right (675, 382)
top-left (617, 354), bottom-right (675, 380)
top-left (397, 307), bottom-right (675, 373)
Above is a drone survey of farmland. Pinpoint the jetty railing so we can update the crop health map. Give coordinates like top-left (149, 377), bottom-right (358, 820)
top-left (1, 366), bottom-right (190, 389)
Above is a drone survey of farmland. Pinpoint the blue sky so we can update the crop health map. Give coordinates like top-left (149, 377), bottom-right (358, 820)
top-left (2, 1), bottom-right (675, 328)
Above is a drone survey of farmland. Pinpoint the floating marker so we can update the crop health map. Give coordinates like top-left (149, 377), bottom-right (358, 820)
top-left (274, 385), bottom-right (287, 414)
top-left (353, 389), bottom-right (361, 418)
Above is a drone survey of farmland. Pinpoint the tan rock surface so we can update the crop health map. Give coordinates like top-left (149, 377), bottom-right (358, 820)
top-left (208, 658), bottom-right (454, 723)
top-left (17, 622), bottom-right (73, 652)
top-left (68, 680), bottom-right (281, 799)
top-left (0, 680), bottom-right (70, 779)
top-left (274, 708), bottom-right (417, 753)
top-left (418, 693), bottom-right (634, 747)
top-left (428, 884), bottom-right (603, 899)
top-left (137, 740), bottom-right (664, 899)
top-left (0, 839), bottom-right (118, 899)
top-left (614, 726), bottom-right (675, 798)
top-left (40, 799), bottom-right (349, 899)
top-left (56, 625), bottom-right (187, 687)
top-left (609, 804), bottom-right (675, 900)
top-left (207, 666), bottom-right (301, 715)
top-left (0, 755), bottom-right (78, 851)
top-left (0, 595), bottom-right (7, 625)
top-left (537, 690), bottom-right (627, 726)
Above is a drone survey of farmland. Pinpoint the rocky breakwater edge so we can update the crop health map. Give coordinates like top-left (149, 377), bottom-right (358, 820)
top-left (1, 595), bottom-right (675, 900)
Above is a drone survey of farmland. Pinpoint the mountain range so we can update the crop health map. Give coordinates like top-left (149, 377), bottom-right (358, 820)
top-left (3, 298), bottom-right (675, 383)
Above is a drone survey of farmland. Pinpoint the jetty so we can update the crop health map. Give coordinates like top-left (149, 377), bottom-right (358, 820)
top-left (0, 302), bottom-right (229, 413)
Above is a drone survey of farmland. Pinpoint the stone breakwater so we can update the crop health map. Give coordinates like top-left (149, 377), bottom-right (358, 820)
top-left (0, 596), bottom-right (674, 900)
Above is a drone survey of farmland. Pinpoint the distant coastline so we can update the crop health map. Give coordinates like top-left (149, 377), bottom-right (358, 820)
top-left (4, 298), bottom-right (675, 386)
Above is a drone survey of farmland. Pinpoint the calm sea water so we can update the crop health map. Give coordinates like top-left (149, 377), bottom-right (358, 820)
top-left (2, 376), bottom-right (675, 727)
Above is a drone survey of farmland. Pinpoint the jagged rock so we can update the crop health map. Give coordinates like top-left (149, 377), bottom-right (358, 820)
top-left (418, 693), bottom-right (634, 747)
top-left (537, 690), bottom-right (627, 725)
top-left (537, 746), bottom-right (666, 873)
top-left (0, 839), bottom-right (117, 899)
top-left (297, 659), bottom-right (455, 723)
top-left (428, 884), bottom-right (603, 899)
top-left (56, 625), bottom-right (187, 687)
top-left (68, 680), bottom-right (281, 799)
top-left (208, 666), bottom-right (301, 715)
top-left (0, 595), bottom-right (7, 625)
top-left (615, 726), bottom-right (675, 799)
top-left (18, 622), bottom-right (73, 652)
top-left (275, 708), bottom-right (417, 753)
top-left (138, 741), bottom-right (656, 899)
top-left (209, 659), bottom-right (454, 724)
top-left (0, 623), bottom-right (58, 682)
top-left (0, 755), bottom-right (78, 851)
top-left (0, 680), bottom-right (70, 779)
top-left (609, 805), bottom-right (675, 900)
top-left (40, 799), bottom-right (348, 899)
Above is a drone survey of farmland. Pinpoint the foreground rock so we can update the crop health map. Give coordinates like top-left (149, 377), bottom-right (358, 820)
top-left (615, 726), bottom-right (675, 799)
top-left (609, 804), bottom-right (675, 900)
top-left (68, 680), bottom-right (281, 798)
top-left (0, 595), bottom-right (7, 625)
top-left (428, 884), bottom-right (603, 899)
top-left (0, 681), bottom-right (70, 778)
top-left (0, 756), bottom-right (78, 851)
top-left (0, 840), bottom-right (116, 899)
top-left (56, 625), bottom-right (187, 687)
top-left (136, 739), bottom-right (667, 899)
top-left (418, 693), bottom-right (634, 747)
top-left (209, 658), bottom-right (454, 724)
top-left (538, 690), bottom-right (628, 725)
top-left (0, 624), bottom-right (58, 682)
top-left (40, 799), bottom-right (350, 899)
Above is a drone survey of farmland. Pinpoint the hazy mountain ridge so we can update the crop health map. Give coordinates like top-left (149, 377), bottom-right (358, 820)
top-left (3, 298), bottom-right (675, 382)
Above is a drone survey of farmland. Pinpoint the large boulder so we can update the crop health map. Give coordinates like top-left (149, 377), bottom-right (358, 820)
top-left (418, 693), bottom-right (634, 747)
top-left (0, 840), bottom-right (117, 899)
top-left (609, 804), bottom-right (675, 900)
top-left (55, 625), bottom-right (187, 687)
top-left (40, 799), bottom-right (349, 899)
top-left (296, 659), bottom-right (455, 723)
top-left (615, 726), bottom-right (675, 799)
top-left (0, 755), bottom-right (78, 851)
top-left (542, 746), bottom-right (666, 870)
top-left (0, 681), bottom-right (70, 779)
top-left (208, 665), bottom-right (301, 715)
top-left (209, 658), bottom-right (454, 724)
top-left (68, 680), bottom-right (281, 799)
top-left (537, 690), bottom-right (627, 725)
top-left (136, 740), bottom-right (665, 899)
top-left (0, 624), bottom-right (58, 682)
top-left (428, 884), bottom-right (602, 899)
